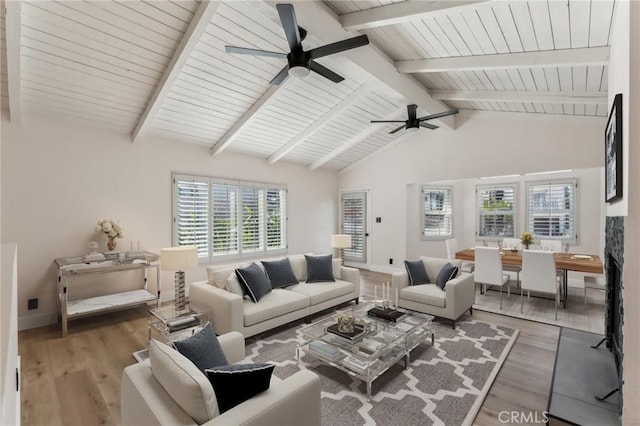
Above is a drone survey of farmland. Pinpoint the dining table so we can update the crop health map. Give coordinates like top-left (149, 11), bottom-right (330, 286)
top-left (455, 248), bottom-right (604, 308)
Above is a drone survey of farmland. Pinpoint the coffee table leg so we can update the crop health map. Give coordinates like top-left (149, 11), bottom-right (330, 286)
top-left (367, 380), bottom-right (372, 402)
top-left (431, 332), bottom-right (434, 346)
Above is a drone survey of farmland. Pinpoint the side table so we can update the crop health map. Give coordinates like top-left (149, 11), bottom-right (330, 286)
top-left (148, 303), bottom-right (208, 344)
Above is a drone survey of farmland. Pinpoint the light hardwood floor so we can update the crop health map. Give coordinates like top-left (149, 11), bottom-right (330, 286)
top-left (19, 270), bottom-right (560, 426)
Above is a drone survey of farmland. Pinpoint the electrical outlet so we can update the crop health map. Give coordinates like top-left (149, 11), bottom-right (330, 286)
top-left (28, 298), bottom-right (38, 310)
top-left (376, 217), bottom-right (382, 223)
top-left (389, 258), bottom-right (393, 265)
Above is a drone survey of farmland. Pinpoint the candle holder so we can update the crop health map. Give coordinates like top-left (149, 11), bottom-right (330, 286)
top-left (368, 282), bottom-right (404, 321)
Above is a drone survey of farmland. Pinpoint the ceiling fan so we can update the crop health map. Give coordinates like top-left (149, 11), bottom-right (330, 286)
top-left (224, 3), bottom-right (369, 85)
top-left (372, 105), bottom-right (459, 134)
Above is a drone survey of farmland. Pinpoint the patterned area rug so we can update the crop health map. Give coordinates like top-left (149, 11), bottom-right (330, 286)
top-left (245, 316), bottom-right (519, 426)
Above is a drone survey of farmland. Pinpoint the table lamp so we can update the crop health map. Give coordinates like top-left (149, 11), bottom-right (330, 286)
top-left (331, 234), bottom-right (352, 266)
top-left (161, 246), bottom-right (198, 312)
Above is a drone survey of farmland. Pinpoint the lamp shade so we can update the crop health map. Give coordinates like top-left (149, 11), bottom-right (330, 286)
top-left (161, 246), bottom-right (198, 271)
top-left (331, 234), bottom-right (352, 249)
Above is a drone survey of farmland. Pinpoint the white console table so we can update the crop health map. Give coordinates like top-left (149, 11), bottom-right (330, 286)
top-left (55, 252), bottom-right (160, 337)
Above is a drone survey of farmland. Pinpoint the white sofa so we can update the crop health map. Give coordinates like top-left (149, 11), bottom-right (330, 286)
top-left (189, 254), bottom-right (360, 337)
top-left (392, 256), bottom-right (475, 329)
top-left (121, 332), bottom-right (321, 426)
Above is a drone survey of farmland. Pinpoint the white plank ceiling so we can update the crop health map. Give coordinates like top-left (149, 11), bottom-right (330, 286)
top-left (0, 0), bottom-right (614, 171)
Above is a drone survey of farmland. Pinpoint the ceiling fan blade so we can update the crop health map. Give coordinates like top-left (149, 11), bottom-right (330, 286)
top-left (370, 120), bottom-right (406, 123)
top-left (309, 61), bottom-right (344, 83)
top-left (225, 46), bottom-right (287, 59)
top-left (276, 4), bottom-right (302, 52)
top-left (308, 34), bottom-right (369, 59)
top-left (389, 124), bottom-right (406, 134)
top-left (418, 109), bottom-right (460, 121)
top-left (269, 66), bottom-right (289, 85)
top-left (407, 104), bottom-right (417, 121)
top-left (420, 122), bottom-right (439, 130)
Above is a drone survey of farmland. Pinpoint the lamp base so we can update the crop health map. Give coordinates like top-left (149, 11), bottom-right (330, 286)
top-left (174, 270), bottom-right (186, 312)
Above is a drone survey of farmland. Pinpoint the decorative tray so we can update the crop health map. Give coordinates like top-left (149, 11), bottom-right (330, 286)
top-left (367, 307), bottom-right (405, 322)
top-left (326, 323), bottom-right (366, 341)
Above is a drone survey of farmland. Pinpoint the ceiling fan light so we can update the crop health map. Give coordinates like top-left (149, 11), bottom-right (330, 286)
top-left (288, 65), bottom-right (310, 79)
top-left (406, 126), bottom-right (420, 134)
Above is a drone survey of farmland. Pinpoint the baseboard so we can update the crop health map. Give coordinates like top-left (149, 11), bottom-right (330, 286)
top-left (18, 311), bottom-right (57, 330)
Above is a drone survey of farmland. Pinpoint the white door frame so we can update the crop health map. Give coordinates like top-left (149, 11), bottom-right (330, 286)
top-left (340, 188), bottom-right (371, 269)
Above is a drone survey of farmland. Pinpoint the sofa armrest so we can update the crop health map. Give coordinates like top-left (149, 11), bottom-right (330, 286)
top-left (340, 266), bottom-right (360, 298)
top-left (206, 370), bottom-right (321, 426)
top-left (218, 332), bottom-right (245, 364)
top-left (444, 273), bottom-right (475, 317)
top-left (190, 281), bottom-right (244, 336)
top-left (391, 271), bottom-right (409, 292)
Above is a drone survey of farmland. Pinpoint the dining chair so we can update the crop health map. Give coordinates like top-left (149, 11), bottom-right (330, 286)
top-left (521, 250), bottom-right (560, 320)
top-left (501, 237), bottom-right (522, 286)
top-left (474, 247), bottom-right (511, 309)
top-left (445, 238), bottom-right (474, 273)
top-left (540, 239), bottom-right (563, 252)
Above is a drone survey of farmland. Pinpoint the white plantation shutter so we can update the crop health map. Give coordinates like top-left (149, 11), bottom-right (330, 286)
top-left (241, 185), bottom-right (264, 253)
top-left (422, 186), bottom-right (453, 240)
top-left (477, 184), bottom-right (516, 239)
top-left (266, 187), bottom-right (286, 250)
top-left (526, 179), bottom-right (577, 242)
top-left (341, 192), bottom-right (366, 262)
top-left (211, 181), bottom-right (239, 256)
top-left (174, 175), bottom-right (209, 259)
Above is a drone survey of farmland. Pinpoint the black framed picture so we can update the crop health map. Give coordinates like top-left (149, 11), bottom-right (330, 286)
top-left (605, 93), bottom-right (623, 203)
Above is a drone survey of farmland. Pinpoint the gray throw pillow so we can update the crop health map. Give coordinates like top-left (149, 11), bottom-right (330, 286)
top-left (436, 263), bottom-right (459, 290)
top-left (261, 258), bottom-right (299, 288)
top-left (404, 260), bottom-right (430, 286)
top-left (173, 322), bottom-right (228, 373)
top-left (205, 363), bottom-right (274, 413)
top-left (235, 263), bottom-right (272, 303)
top-left (305, 254), bottom-right (335, 283)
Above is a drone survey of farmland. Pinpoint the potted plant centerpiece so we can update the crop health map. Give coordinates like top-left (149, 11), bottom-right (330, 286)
top-left (520, 232), bottom-right (534, 250)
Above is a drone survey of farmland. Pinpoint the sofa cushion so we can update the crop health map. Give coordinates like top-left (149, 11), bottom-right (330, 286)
top-left (401, 284), bottom-right (446, 308)
top-left (261, 258), bottom-right (299, 288)
top-left (436, 263), bottom-right (459, 290)
top-left (236, 263), bottom-right (272, 303)
top-left (332, 258), bottom-right (341, 279)
top-left (207, 266), bottom-right (236, 289)
top-left (224, 272), bottom-right (245, 297)
top-left (174, 322), bottom-right (228, 374)
top-left (205, 363), bottom-right (274, 413)
top-left (288, 254), bottom-right (308, 282)
top-left (287, 279), bottom-right (353, 305)
top-left (404, 260), bottom-right (430, 285)
top-left (243, 289), bottom-right (310, 327)
top-left (149, 339), bottom-right (219, 424)
top-left (305, 254), bottom-right (335, 283)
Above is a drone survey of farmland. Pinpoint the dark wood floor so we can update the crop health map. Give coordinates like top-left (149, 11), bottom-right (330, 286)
top-left (19, 269), bottom-right (560, 426)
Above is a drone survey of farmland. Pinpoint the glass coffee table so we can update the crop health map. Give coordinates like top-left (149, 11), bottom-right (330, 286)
top-left (297, 301), bottom-right (434, 401)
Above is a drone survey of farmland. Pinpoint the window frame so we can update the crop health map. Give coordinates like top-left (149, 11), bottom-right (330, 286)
top-left (173, 173), bottom-right (288, 263)
top-left (420, 185), bottom-right (453, 241)
top-left (525, 178), bottom-right (578, 244)
top-left (475, 183), bottom-right (518, 241)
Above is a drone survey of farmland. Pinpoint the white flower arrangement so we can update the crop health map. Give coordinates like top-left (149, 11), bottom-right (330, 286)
top-left (95, 219), bottom-right (125, 239)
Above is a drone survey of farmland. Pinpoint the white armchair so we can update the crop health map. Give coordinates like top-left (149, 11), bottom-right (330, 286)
top-left (391, 256), bottom-right (475, 329)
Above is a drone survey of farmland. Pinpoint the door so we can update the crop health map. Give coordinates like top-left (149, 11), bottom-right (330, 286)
top-left (341, 191), bottom-right (368, 263)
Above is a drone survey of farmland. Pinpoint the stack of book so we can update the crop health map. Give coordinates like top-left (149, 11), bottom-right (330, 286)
top-left (342, 356), bottom-right (370, 375)
top-left (309, 341), bottom-right (344, 362)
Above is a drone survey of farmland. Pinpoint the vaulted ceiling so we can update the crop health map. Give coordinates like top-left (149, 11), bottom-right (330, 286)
top-left (1, 0), bottom-right (614, 171)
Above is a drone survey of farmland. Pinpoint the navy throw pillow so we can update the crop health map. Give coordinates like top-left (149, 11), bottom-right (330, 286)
top-left (436, 263), bottom-right (459, 290)
top-left (305, 254), bottom-right (335, 283)
top-left (173, 322), bottom-right (228, 373)
top-left (205, 363), bottom-right (275, 413)
top-left (404, 260), bottom-right (430, 286)
top-left (261, 258), bottom-right (299, 288)
top-left (235, 263), bottom-right (272, 303)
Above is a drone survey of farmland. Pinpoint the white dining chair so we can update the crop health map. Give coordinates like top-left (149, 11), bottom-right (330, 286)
top-left (521, 250), bottom-right (560, 320)
top-left (445, 238), bottom-right (474, 273)
top-left (540, 239), bottom-right (563, 253)
top-left (474, 247), bottom-right (511, 309)
top-left (501, 237), bottom-right (522, 285)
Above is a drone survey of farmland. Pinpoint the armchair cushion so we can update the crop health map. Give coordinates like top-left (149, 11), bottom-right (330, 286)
top-left (205, 363), bottom-right (275, 413)
top-left (305, 254), bottom-right (335, 283)
top-left (261, 258), bottom-right (299, 289)
top-left (404, 260), bottom-right (430, 285)
top-left (401, 284), bottom-right (446, 308)
top-left (236, 263), bottom-right (272, 303)
top-left (436, 263), bottom-right (459, 290)
top-left (174, 322), bottom-right (228, 374)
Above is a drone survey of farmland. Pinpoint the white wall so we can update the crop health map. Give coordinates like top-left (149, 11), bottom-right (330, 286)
top-left (0, 112), bottom-right (339, 329)
top-left (405, 168), bottom-right (604, 286)
top-left (340, 114), bottom-right (605, 273)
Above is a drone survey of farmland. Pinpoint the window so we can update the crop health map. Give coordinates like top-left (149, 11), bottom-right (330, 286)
top-left (341, 191), bottom-right (367, 262)
top-left (421, 186), bottom-right (452, 240)
top-left (173, 173), bottom-right (287, 262)
top-left (476, 184), bottom-right (516, 240)
top-left (526, 179), bottom-right (577, 242)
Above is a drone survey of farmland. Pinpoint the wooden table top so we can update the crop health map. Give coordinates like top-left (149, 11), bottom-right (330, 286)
top-left (456, 248), bottom-right (604, 274)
